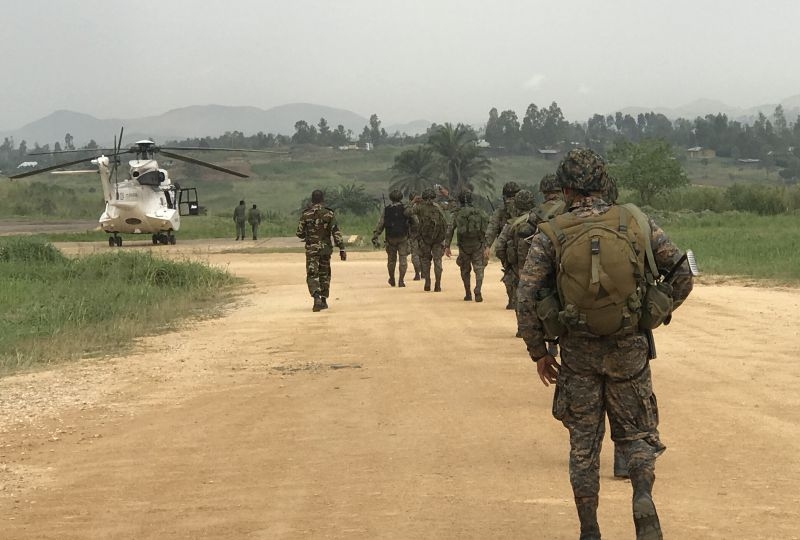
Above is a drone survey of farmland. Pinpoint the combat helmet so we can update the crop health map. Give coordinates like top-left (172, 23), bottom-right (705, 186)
top-left (539, 173), bottom-right (560, 194)
top-left (556, 148), bottom-right (610, 193)
top-left (458, 190), bottom-right (473, 205)
top-left (514, 189), bottom-right (536, 212)
top-left (421, 187), bottom-right (437, 200)
top-left (389, 189), bottom-right (403, 202)
top-left (502, 181), bottom-right (521, 198)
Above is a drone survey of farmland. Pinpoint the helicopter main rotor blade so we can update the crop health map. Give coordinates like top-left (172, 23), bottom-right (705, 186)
top-left (159, 150), bottom-right (249, 178)
top-left (160, 146), bottom-right (289, 154)
top-left (26, 148), bottom-right (115, 156)
top-left (9, 155), bottom-right (108, 179)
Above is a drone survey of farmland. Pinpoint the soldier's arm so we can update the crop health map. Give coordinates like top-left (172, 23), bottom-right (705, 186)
top-left (331, 215), bottom-right (345, 250)
top-left (516, 232), bottom-right (557, 361)
top-left (444, 209), bottom-right (456, 248)
top-left (649, 217), bottom-right (693, 310)
top-left (495, 222), bottom-right (512, 264)
top-left (485, 208), bottom-right (502, 246)
top-left (372, 212), bottom-right (385, 239)
top-left (295, 217), bottom-right (306, 240)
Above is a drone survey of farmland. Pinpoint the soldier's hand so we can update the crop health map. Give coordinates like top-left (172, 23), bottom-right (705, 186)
top-left (445, 247), bottom-right (452, 258)
top-left (483, 246), bottom-right (491, 260)
top-left (340, 250), bottom-right (347, 261)
top-left (371, 237), bottom-right (380, 249)
top-left (536, 355), bottom-right (560, 387)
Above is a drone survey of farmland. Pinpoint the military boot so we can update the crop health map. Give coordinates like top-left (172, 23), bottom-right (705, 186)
top-left (388, 271), bottom-right (396, 287)
top-left (312, 292), bottom-right (323, 312)
top-left (614, 445), bottom-right (630, 479)
top-left (320, 297), bottom-right (328, 310)
top-left (413, 271), bottom-right (421, 281)
top-left (463, 277), bottom-right (472, 301)
top-left (398, 269), bottom-right (406, 287)
top-left (575, 496), bottom-right (601, 540)
top-left (424, 275), bottom-right (431, 291)
top-left (474, 275), bottom-right (483, 302)
top-left (630, 470), bottom-right (662, 540)
top-left (433, 279), bottom-right (441, 292)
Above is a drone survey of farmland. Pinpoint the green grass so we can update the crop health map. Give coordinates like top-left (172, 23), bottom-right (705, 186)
top-left (0, 237), bottom-right (240, 374)
top-left (659, 212), bottom-right (800, 282)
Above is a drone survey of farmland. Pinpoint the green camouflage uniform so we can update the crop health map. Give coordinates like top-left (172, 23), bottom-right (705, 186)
top-left (486, 198), bottom-right (519, 307)
top-left (516, 194), bottom-right (693, 523)
top-left (373, 201), bottom-right (411, 284)
top-left (247, 206), bottom-right (262, 240)
top-left (445, 201), bottom-right (489, 300)
top-left (233, 202), bottom-right (247, 240)
top-left (407, 195), bottom-right (422, 279)
top-left (296, 203), bottom-right (345, 298)
top-left (405, 198), bottom-right (447, 290)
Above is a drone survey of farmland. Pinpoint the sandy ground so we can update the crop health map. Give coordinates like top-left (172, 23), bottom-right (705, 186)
top-left (1, 241), bottom-right (799, 539)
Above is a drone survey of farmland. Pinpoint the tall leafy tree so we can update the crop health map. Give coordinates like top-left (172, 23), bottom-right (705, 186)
top-left (427, 123), bottom-right (493, 193)
top-left (608, 139), bottom-right (688, 206)
top-left (389, 146), bottom-right (439, 195)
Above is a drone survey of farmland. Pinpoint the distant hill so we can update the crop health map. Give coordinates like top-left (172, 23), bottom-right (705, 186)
top-left (384, 119), bottom-right (434, 136)
top-left (0, 104), bottom-right (370, 148)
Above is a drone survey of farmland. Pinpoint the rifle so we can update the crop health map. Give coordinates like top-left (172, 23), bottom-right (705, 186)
top-left (485, 195), bottom-right (495, 212)
top-left (382, 193), bottom-right (387, 208)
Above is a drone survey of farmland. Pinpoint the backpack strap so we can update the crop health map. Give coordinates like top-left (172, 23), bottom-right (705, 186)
top-left (623, 203), bottom-right (659, 279)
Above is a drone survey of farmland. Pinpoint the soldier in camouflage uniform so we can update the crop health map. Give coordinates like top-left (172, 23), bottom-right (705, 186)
top-left (495, 189), bottom-right (537, 317)
top-left (444, 190), bottom-right (489, 302)
top-left (372, 189), bottom-right (411, 287)
top-left (296, 189), bottom-right (347, 312)
top-left (405, 187), bottom-right (447, 292)
top-left (516, 149), bottom-right (693, 540)
top-left (247, 204), bottom-right (262, 240)
top-left (407, 191), bottom-right (422, 280)
top-left (233, 200), bottom-right (247, 241)
top-left (485, 181), bottom-right (521, 309)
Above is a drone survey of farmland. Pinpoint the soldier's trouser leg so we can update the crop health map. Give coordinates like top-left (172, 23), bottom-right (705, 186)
top-left (236, 221), bottom-right (246, 240)
top-left (575, 495), bottom-right (601, 540)
top-left (252, 223), bottom-right (259, 240)
top-left (431, 243), bottom-right (444, 290)
top-left (396, 238), bottom-right (409, 284)
top-left (305, 249), bottom-right (322, 296)
top-left (420, 243), bottom-right (433, 289)
top-left (472, 248), bottom-right (485, 295)
top-left (501, 270), bottom-right (517, 308)
top-left (318, 253), bottom-right (332, 298)
top-left (386, 243), bottom-right (398, 285)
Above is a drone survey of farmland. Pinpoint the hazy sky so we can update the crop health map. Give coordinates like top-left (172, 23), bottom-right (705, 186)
top-left (4, 0), bottom-right (800, 129)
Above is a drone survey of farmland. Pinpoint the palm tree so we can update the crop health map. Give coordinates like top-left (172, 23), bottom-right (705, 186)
top-left (389, 146), bottom-right (440, 195)
top-left (427, 123), bottom-right (493, 194)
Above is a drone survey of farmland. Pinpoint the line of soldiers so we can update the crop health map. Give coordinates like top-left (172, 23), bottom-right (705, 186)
top-left (233, 200), bottom-right (263, 240)
top-left (370, 149), bottom-right (693, 540)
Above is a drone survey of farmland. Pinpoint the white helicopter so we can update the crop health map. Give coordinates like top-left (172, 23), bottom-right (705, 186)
top-left (12, 130), bottom-right (276, 246)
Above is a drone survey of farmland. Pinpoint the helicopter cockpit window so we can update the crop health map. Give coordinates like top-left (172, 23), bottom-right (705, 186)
top-left (134, 170), bottom-right (165, 186)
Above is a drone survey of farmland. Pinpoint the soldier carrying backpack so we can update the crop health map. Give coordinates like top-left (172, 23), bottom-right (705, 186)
top-left (372, 189), bottom-right (412, 287)
top-left (516, 149), bottom-right (693, 540)
top-left (444, 190), bottom-right (489, 301)
top-left (405, 187), bottom-right (448, 292)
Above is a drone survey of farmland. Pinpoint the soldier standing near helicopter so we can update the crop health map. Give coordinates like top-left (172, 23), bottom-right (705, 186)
top-left (233, 200), bottom-right (247, 241)
top-left (247, 204), bottom-right (262, 240)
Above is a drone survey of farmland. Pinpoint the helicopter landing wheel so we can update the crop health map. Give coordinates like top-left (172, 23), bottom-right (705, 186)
top-left (108, 237), bottom-right (115, 248)
top-left (168, 234), bottom-right (176, 245)
top-left (115, 236), bottom-right (122, 247)
top-left (159, 234), bottom-right (169, 245)
top-left (152, 234), bottom-right (159, 245)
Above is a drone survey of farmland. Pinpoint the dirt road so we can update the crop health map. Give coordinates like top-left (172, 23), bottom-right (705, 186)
top-left (1, 244), bottom-right (798, 539)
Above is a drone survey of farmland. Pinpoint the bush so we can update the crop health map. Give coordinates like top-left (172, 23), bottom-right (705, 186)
top-left (725, 184), bottom-right (786, 215)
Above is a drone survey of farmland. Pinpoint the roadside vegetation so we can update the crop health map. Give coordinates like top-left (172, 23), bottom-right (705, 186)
top-left (0, 237), bottom-right (239, 375)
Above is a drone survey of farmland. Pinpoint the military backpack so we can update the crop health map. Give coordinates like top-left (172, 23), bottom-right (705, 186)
top-left (455, 206), bottom-right (487, 244)
top-left (383, 204), bottom-right (409, 238)
top-left (537, 204), bottom-right (672, 338)
top-left (417, 203), bottom-right (446, 244)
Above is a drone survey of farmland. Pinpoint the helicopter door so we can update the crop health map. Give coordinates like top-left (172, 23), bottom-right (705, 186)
top-left (178, 188), bottom-right (200, 216)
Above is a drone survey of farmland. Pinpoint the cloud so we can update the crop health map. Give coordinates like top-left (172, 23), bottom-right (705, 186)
top-left (578, 85), bottom-right (592, 95)
top-left (524, 74), bottom-right (546, 89)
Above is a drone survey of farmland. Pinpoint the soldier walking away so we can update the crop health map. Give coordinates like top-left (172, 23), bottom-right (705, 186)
top-left (247, 204), bottom-right (263, 240)
top-left (372, 189), bottom-right (411, 287)
top-left (445, 190), bottom-right (489, 301)
top-left (494, 189), bottom-right (537, 315)
top-left (407, 191), bottom-right (422, 280)
top-left (405, 187), bottom-right (447, 292)
top-left (296, 189), bottom-right (347, 312)
top-left (516, 149), bottom-right (693, 540)
top-left (233, 200), bottom-right (247, 240)
top-left (485, 181), bottom-right (521, 309)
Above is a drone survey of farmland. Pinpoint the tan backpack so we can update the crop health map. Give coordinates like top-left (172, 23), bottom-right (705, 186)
top-left (538, 205), bottom-right (649, 337)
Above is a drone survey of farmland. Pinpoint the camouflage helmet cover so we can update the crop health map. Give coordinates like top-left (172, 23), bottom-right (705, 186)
top-left (514, 189), bottom-right (536, 212)
top-left (421, 187), bottom-right (437, 200)
top-left (605, 176), bottom-right (619, 203)
top-left (458, 190), bottom-right (473, 205)
top-left (539, 173), bottom-right (560, 193)
top-left (556, 148), bottom-right (610, 193)
top-left (502, 181), bottom-right (521, 198)
top-left (389, 189), bottom-right (403, 202)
